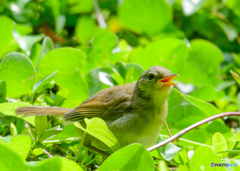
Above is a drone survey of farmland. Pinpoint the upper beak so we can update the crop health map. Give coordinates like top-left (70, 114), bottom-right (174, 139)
top-left (157, 74), bottom-right (179, 86)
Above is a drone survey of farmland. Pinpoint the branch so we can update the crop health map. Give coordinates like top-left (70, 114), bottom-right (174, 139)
top-left (93, 0), bottom-right (107, 28)
top-left (148, 112), bottom-right (240, 152)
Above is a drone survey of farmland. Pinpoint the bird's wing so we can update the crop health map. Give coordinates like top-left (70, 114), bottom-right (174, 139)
top-left (63, 83), bottom-right (135, 122)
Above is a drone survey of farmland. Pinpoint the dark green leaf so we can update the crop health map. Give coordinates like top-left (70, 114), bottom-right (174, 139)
top-left (0, 80), bottom-right (6, 103)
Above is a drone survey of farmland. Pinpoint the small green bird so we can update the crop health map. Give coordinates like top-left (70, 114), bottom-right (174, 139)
top-left (16, 66), bottom-right (178, 155)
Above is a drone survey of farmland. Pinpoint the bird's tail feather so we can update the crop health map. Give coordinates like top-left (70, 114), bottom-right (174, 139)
top-left (15, 106), bottom-right (71, 117)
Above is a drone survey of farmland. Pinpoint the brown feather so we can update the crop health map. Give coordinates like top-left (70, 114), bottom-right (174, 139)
top-left (16, 106), bottom-right (71, 117)
top-left (63, 83), bottom-right (135, 121)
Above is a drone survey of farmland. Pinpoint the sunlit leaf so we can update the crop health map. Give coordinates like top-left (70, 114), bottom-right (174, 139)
top-left (0, 53), bottom-right (35, 97)
top-left (119, 0), bottom-right (172, 36)
top-left (98, 144), bottom-right (154, 171)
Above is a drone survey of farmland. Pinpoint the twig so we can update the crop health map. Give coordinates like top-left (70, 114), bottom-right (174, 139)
top-left (43, 149), bottom-right (53, 158)
top-left (93, 0), bottom-right (107, 28)
top-left (148, 112), bottom-right (240, 152)
top-left (164, 121), bottom-right (172, 137)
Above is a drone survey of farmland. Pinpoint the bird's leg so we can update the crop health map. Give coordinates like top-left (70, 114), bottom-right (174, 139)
top-left (164, 121), bottom-right (172, 137)
top-left (85, 145), bottom-right (110, 157)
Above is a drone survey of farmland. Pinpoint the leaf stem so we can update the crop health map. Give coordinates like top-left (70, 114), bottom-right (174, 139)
top-left (75, 131), bottom-right (87, 162)
top-left (148, 112), bottom-right (240, 152)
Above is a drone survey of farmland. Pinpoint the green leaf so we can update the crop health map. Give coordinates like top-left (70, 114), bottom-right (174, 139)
top-left (229, 131), bottom-right (240, 141)
top-left (32, 148), bottom-right (43, 157)
top-left (0, 52), bottom-right (35, 97)
top-left (167, 88), bottom-right (221, 130)
top-left (10, 123), bottom-right (17, 135)
top-left (98, 144), bottom-right (154, 171)
top-left (118, 0), bottom-right (172, 36)
top-left (173, 148), bottom-right (189, 165)
top-left (29, 157), bottom-right (83, 171)
top-left (55, 14), bottom-right (66, 34)
top-left (158, 160), bottom-right (169, 171)
top-left (74, 118), bottom-right (121, 152)
top-left (182, 0), bottom-right (208, 16)
top-left (131, 38), bottom-right (189, 74)
top-left (0, 140), bottom-right (27, 171)
top-left (92, 31), bottom-right (118, 54)
top-left (212, 132), bottom-right (227, 158)
top-left (179, 39), bottom-right (224, 86)
top-left (36, 36), bottom-right (54, 69)
top-left (0, 102), bottom-right (35, 126)
top-left (39, 129), bottom-right (62, 142)
top-left (37, 48), bottom-right (88, 106)
top-left (163, 88), bottom-right (228, 144)
top-left (35, 116), bottom-right (48, 141)
top-left (190, 85), bottom-right (225, 101)
top-left (230, 70), bottom-right (240, 86)
top-left (33, 71), bottom-right (57, 93)
top-left (68, 0), bottom-right (93, 14)
top-left (13, 29), bottom-right (44, 56)
top-left (125, 63), bottom-right (145, 81)
top-left (1, 135), bottom-right (31, 160)
top-left (55, 88), bottom-right (69, 106)
top-left (0, 80), bottom-right (6, 103)
top-left (154, 136), bottom-right (182, 161)
top-left (44, 124), bottom-right (81, 143)
top-left (190, 146), bottom-right (227, 171)
top-left (0, 16), bottom-right (18, 59)
top-left (75, 16), bottom-right (98, 45)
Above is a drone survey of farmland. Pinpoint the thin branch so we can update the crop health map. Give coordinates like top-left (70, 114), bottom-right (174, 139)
top-left (164, 121), bottom-right (172, 137)
top-left (148, 112), bottom-right (240, 152)
top-left (43, 149), bottom-right (53, 158)
top-left (93, 0), bottom-right (107, 28)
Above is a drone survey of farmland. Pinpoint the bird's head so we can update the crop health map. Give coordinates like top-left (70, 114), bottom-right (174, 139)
top-left (136, 66), bottom-right (178, 100)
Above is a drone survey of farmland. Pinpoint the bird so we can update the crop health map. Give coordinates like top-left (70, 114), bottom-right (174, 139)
top-left (16, 66), bottom-right (178, 156)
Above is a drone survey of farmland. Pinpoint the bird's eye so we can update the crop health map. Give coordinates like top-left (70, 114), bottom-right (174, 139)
top-left (148, 73), bottom-right (154, 80)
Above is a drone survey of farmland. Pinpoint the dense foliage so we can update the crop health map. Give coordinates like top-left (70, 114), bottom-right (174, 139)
top-left (0, 0), bottom-right (240, 170)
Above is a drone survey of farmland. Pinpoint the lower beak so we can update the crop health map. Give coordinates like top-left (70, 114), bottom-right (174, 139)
top-left (157, 74), bottom-right (179, 86)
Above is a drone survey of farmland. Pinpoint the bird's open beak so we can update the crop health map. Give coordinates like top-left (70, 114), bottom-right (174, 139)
top-left (157, 74), bottom-right (179, 86)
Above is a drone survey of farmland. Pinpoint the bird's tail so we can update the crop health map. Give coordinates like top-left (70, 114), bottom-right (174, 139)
top-left (15, 106), bottom-right (71, 117)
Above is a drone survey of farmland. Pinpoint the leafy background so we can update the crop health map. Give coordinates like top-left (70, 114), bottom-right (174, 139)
top-left (0, 0), bottom-right (240, 170)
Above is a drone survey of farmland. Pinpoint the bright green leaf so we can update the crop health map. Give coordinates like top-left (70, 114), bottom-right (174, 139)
top-left (119, 0), bottom-right (172, 36)
top-left (0, 16), bottom-right (18, 59)
top-left (37, 48), bottom-right (88, 106)
top-left (33, 71), bottom-right (57, 93)
top-left (0, 52), bottom-right (35, 97)
top-left (179, 39), bottom-right (224, 86)
top-left (98, 144), bottom-right (154, 171)
top-left (0, 140), bottom-right (27, 171)
top-left (74, 118), bottom-right (121, 152)
top-left (131, 38), bottom-right (189, 74)
top-left (35, 116), bottom-right (48, 141)
top-left (10, 123), bottom-right (17, 136)
top-left (190, 146), bottom-right (227, 171)
top-left (36, 36), bottom-right (54, 69)
top-left (229, 131), bottom-right (240, 141)
top-left (1, 135), bottom-right (31, 160)
top-left (0, 102), bottom-right (35, 126)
